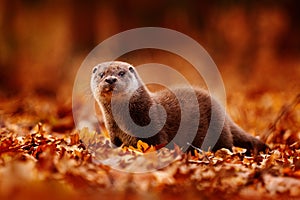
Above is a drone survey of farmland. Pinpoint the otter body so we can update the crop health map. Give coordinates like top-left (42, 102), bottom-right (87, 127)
top-left (91, 61), bottom-right (268, 154)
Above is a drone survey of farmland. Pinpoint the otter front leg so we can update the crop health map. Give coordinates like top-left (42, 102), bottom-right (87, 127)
top-left (110, 135), bottom-right (123, 147)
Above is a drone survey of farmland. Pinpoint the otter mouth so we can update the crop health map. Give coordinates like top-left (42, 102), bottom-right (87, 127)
top-left (103, 86), bottom-right (114, 92)
top-left (101, 84), bottom-right (117, 96)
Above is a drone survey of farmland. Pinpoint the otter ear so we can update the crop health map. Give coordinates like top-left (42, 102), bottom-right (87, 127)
top-left (92, 66), bottom-right (98, 74)
top-left (129, 66), bottom-right (134, 73)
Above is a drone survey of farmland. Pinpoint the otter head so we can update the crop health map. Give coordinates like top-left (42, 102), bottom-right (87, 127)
top-left (91, 61), bottom-right (141, 101)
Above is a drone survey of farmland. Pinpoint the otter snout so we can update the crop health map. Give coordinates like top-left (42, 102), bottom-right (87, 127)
top-left (105, 76), bottom-right (117, 85)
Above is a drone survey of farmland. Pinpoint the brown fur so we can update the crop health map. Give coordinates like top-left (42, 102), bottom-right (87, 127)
top-left (91, 61), bottom-right (269, 155)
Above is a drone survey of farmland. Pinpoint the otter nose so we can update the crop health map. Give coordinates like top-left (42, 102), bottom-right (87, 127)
top-left (105, 77), bottom-right (117, 84)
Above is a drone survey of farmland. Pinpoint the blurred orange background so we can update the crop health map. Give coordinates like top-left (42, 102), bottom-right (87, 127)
top-left (0, 0), bottom-right (299, 99)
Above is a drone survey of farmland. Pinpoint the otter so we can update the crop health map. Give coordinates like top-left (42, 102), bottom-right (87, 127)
top-left (90, 61), bottom-right (268, 155)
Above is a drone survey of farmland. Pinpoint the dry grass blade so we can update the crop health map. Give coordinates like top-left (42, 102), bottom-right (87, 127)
top-left (261, 93), bottom-right (300, 144)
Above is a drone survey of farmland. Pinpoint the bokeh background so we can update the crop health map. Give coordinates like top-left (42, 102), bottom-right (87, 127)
top-left (0, 0), bottom-right (299, 99)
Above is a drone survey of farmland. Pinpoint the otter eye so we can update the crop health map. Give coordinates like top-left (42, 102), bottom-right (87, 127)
top-left (129, 67), bottom-right (134, 73)
top-left (99, 72), bottom-right (105, 78)
top-left (118, 71), bottom-right (126, 77)
top-left (92, 67), bottom-right (97, 73)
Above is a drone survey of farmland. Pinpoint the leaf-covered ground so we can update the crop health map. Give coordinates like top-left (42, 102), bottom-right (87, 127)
top-left (0, 92), bottom-right (300, 200)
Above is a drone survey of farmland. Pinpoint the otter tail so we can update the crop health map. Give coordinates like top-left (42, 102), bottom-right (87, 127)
top-left (230, 122), bottom-right (269, 155)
